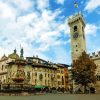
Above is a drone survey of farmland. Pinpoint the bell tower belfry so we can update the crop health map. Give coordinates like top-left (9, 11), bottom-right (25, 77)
top-left (68, 12), bottom-right (86, 62)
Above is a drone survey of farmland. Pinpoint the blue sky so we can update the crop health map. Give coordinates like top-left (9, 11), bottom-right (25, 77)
top-left (0, 0), bottom-right (100, 65)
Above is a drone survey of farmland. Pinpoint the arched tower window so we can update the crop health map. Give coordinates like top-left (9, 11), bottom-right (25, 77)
top-left (74, 26), bottom-right (77, 32)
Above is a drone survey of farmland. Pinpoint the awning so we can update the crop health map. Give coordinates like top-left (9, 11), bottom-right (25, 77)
top-left (33, 85), bottom-right (46, 88)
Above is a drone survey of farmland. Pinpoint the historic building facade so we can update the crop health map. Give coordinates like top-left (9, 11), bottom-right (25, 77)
top-left (0, 54), bottom-right (8, 85)
top-left (56, 64), bottom-right (69, 89)
top-left (0, 49), bottom-right (69, 90)
top-left (90, 52), bottom-right (100, 91)
top-left (26, 57), bottom-right (58, 88)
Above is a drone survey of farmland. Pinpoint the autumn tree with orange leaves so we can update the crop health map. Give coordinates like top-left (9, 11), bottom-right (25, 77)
top-left (72, 51), bottom-right (97, 92)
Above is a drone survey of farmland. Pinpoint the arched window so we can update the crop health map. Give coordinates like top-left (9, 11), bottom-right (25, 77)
top-left (27, 71), bottom-right (31, 79)
top-left (82, 26), bottom-right (84, 32)
top-left (35, 72), bottom-right (37, 76)
top-left (96, 75), bottom-right (100, 81)
top-left (99, 75), bottom-right (100, 81)
top-left (2, 65), bottom-right (4, 71)
top-left (74, 26), bottom-right (77, 32)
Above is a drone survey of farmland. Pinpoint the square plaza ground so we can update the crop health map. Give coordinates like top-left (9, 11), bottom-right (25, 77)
top-left (0, 94), bottom-right (100, 100)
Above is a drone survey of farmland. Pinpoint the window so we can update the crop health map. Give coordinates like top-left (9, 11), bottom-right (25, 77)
top-left (2, 65), bottom-right (3, 70)
top-left (35, 79), bottom-right (37, 84)
top-left (62, 76), bottom-right (64, 85)
top-left (39, 74), bottom-right (43, 81)
top-left (45, 73), bottom-right (46, 77)
top-left (35, 72), bottom-right (37, 76)
top-left (48, 80), bottom-right (50, 85)
top-left (57, 75), bottom-right (60, 79)
top-left (61, 71), bottom-right (63, 74)
top-left (27, 72), bottom-right (31, 79)
top-left (58, 81), bottom-right (60, 85)
top-left (74, 26), bottom-right (77, 32)
top-left (57, 70), bottom-right (60, 73)
top-left (28, 59), bottom-right (33, 62)
top-left (45, 80), bottom-right (46, 85)
top-left (96, 75), bottom-right (100, 81)
top-left (3, 79), bottom-right (5, 83)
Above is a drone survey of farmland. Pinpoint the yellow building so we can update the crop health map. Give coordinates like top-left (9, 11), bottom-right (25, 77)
top-left (0, 49), bottom-right (21, 85)
top-left (0, 49), bottom-right (69, 91)
top-left (26, 57), bottom-right (58, 88)
top-left (90, 52), bottom-right (100, 92)
top-left (0, 54), bottom-right (8, 85)
top-left (56, 64), bottom-right (69, 90)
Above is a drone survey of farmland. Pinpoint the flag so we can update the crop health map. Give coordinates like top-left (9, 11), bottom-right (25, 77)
top-left (74, 1), bottom-right (78, 8)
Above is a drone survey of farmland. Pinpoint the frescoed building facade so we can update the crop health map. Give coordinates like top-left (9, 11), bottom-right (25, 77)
top-left (0, 49), bottom-right (69, 90)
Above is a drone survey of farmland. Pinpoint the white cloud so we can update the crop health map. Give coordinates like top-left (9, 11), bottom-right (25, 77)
top-left (13, 0), bottom-right (33, 10)
top-left (6, 0), bottom-right (33, 10)
top-left (85, 23), bottom-right (100, 57)
top-left (85, 24), bottom-right (100, 35)
top-left (55, 0), bottom-right (65, 5)
top-left (37, 0), bottom-right (49, 10)
top-left (0, 1), bottom-right (16, 19)
top-left (85, 0), bottom-right (100, 12)
top-left (0, 0), bottom-right (70, 64)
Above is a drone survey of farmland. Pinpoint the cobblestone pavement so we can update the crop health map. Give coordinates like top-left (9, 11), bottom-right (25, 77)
top-left (0, 94), bottom-right (100, 100)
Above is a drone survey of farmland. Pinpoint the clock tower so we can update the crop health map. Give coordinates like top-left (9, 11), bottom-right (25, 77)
top-left (68, 12), bottom-right (86, 62)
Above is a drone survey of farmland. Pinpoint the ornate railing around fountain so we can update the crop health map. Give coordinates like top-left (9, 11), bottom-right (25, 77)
top-left (12, 77), bottom-right (24, 83)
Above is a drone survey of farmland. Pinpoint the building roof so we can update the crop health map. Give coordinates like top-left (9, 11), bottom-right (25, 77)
top-left (0, 54), bottom-right (8, 61)
top-left (8, 49), bottom-right (19, 59)
top-left (7, 59), bottom-right (27, 65)
top-left (57, 63), bottom-right (70, 68)
top-left (31, 63), bottom-right (57, 69)
top-left (26, 56), bottom-right (48, 63)
top-left (68, 12), bottom-right (85, 27)
top-left (89, 51), bottom-right (100, 60)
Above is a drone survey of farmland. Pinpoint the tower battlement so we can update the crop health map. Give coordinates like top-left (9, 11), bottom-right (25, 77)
top-left (89, 51), bottom-right (100, 59)
top-left (68, 12), bottom-right (85, 27)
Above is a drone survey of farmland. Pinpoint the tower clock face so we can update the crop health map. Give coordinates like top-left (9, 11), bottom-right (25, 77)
top-left (73, 32), bottom-right (78, 39)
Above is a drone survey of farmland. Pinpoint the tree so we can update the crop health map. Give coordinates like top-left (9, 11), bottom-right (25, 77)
top-left (72, 51), bottom-right (97, 93)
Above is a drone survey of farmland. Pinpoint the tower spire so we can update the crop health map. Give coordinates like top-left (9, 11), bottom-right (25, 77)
top-left (14, 48), bottom-right (16, 54)
top-left (20, 47), bottom-right (24, 59)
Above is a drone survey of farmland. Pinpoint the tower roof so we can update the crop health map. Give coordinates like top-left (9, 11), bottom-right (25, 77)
top-left (68, 12), bottom-right (85, 27)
